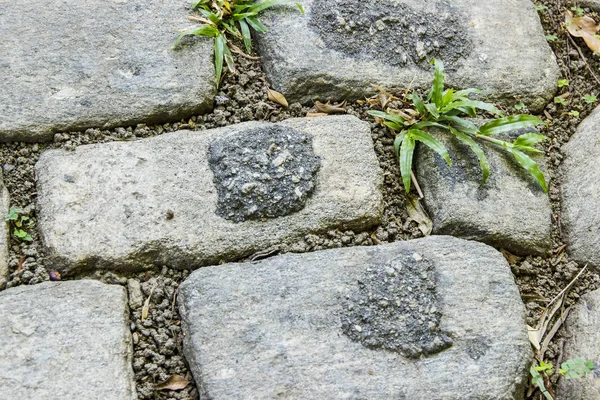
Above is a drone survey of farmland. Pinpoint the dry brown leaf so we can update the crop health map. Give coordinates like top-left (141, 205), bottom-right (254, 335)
top-left (405, 196), bottom-right (432, 236)
top-left (267, 89), bottom-right (289, 107)
top-left (155, 374), bottom-right (189, 391)
top-left (565, 10), bottom-right (600, 53)
top-left (314, 100), bottom-right (347, 114)
top-left (141, 280), bottom-right (158, 320)
top-left (306, 112), bottom-right (328, 117)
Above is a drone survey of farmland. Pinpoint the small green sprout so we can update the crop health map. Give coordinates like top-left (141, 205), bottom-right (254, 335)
top-left (369, 59), bottom-right (548, 194)
top-left (557, 79), bottom-right (569, 87)
top-left (5, 207), bottom-right (33, 242)
top-left (567, 110), bottom-right (580, 117)
top-left (173, 0), bottom-right (303, 87)
top-left (571, 6), bottom-right (585, 17)
top-left (535, 5), bottom-right (548, 11)
top-left (530, 358), bottom-right (596, 400)
top-left (554, 97), bottom-right (568, 106)
top-left (584, 94), bottom-right (597, 103)
top-left (514, 101), bottom-right (525, 110)
top-left (546, 35), bottom-right (558, 41)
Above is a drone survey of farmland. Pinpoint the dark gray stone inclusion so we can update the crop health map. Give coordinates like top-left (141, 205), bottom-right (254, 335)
top-left (309, 0), bottom-right (473, 69)
top-left (341, 253), bottom-right (452, 358)
top-left (208, 125), bottom-right (320, 223)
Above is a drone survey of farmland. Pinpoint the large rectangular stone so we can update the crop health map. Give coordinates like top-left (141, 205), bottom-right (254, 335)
top-left (178, 236), bottom-right (531, 399)
top-left (0, 280), bottom-right (136, 400)
top-left (256, 0), bottom-right (559, 112)
top-left (35, 116), bottom-right (383, 274)
top-left (0, 0), bottom-right (215, 142)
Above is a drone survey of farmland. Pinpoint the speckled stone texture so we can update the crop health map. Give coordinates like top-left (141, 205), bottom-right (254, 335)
top-left (0, 171), bottom-right (9, 288)
top-left (557, 288), bottom-right (600, 399)
top-left (208, 125), bottom-right (320, 222)
top-left (256, 0), bottom-right (559, 112)
top-left (0, 280), bottom-right (136, 400)
top-left (35, 116), bottom-right (383, 275)
top-left (178, 236), bottom-right (531, 400)
top-left (0, 0), bottom-right (215, 142)
top-left (580, 0), bottom-right (600, 11)
top-left (415, 127), bottom-right (552, 256)
top-left (561, 106), bottom-right (600, 270)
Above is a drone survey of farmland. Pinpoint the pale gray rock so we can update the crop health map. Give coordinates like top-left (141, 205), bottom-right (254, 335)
top-left (580, 0), bottom-right (600, 11)
top-left (0, 171), bottom-right (8, 288)
top-left (415, 128), bottom-right (552, 256)
top-left (0, 280), bottom-right (136, 400)
top-left (179, 236), bottom-right (531, 400)
top-left (127, 278), bottom-right (144, 310)
top-left (0, 0), bottom-right (215, 142)
top-left (557, 288), bottom-right (600, 399)
top-left (562, 106), bottom-right (600, 269)
top-left (36, 116), bottom-right (383, 274)
top-left (256, 0), bottom-right (559, 112)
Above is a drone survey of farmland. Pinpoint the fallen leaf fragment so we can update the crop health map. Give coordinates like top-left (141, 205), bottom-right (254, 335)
top-left (155, 374), bottom-right (189, 391)
top-left (314, 100), bottom-right (347, 114)
top-left (141, 280), bottom-right (158, 320)
top-left (405, 196), bottom-right (432, 236)
top-left (565, 10), bottom-right (600, 53)
top-left (267, 89), bottom-right (289, 107)
top-left (306, 112), bottom-right (328, 117)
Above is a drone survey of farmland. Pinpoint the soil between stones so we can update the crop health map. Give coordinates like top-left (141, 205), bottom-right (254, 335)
top-left (1, 2), bottom-right (600, 398)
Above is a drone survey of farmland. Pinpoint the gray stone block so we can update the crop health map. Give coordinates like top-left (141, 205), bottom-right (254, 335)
top-left (562, 106), bottom-right (600, 270)
top-left (36, 116), bottom-right (383, 274)
top-left (557, 288), bottom-right (600, 399)
top-left (0, 0), bottom-right (215, 142)
top-left (580, 0), bottom-right (600, 11)
top-left (179, 236), bottom-right (531, 400)
top-left (0, 171), bottom-right (8, 288)
top-left (256, 0), bottom-right (559, 112)
top-left (0, 280), bottom-right (136, 400)
top-left (415, 128), bottom-right (552, 256)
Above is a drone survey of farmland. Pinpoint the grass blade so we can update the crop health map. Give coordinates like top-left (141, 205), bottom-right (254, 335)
top-left (399, 135), bottom-right (416, 193)
top-left (368, 110), bottom-right (405, 126)
top-left (425, 103), bottom-right (439, 119)
top-left (411, 121), bottom-right (449, 130)
top-left (246, 16), bottom-right (267, 33)
top-left (480, 115), bottom-right (544, 136)
top-left (453, 88), bottom-right (484, 98)
top-left (510, 149), bottom-right (548, 192)
top-left (450, 127), bottom-right (490, 184)
top-left (393, 131), bottom-right (406, 158)
top-left (214, 34), bottom-right (225, 85)
top-left (408, 129), bottom-right (451, 166)
top-left (442, 99), bottom-right (503, 116)
top-left (223, 41), bottom-right (235, 75)
top-left (513, 132), bottom-right (548, 148)
top-left (408, 93), bottom-right (426, 116)
top-left (442, 88), bottom-right (454, 107)
top-left (384, 121), bottom-right (403, 131)
top-left (438, 115), bottom-right (479, 134)
top-left (238, 19), bottom-right (252, 52)
top-left (431, 59), bottom-right (445, 108)
top-left (248, 0), bottom-right (292, 14)
top-left (172, 25), bottom-right (219, 49)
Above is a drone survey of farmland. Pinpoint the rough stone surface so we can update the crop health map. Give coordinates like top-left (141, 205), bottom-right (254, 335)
top-left (0, 171), bottom-right (8, 288)
top-left (415, 127), bottom-right (552, 256)
top-left (0, 0), bottom-right (215, 142)
top-left (340, 252), bottom-right (452, 358)
top-left (0, 280), bottom-right (136, 400)
top-left (580, 0), bottom-right (600, 12)
top-left (178, 236), bottom-right (531, 399)
top-left (561, 106), bottom-right (600, 269)
top-left (256, 0), bottom-right (559, 112)
top-left (36, 116), bottom-right (383, 274)
top-left (557, 288), bottom-right (600, 399)
top-left (208, 125), bottom-right (320, 222)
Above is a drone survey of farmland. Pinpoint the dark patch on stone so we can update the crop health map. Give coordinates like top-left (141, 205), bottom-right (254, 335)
top-left (340, 252), bottom-right (452, 358)
top-left (465, 336), bottom-right (491, 360)
top-left (208, 125), bottom-right (320, 223)
top-left (309, 0), bottom-right (473, 70)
